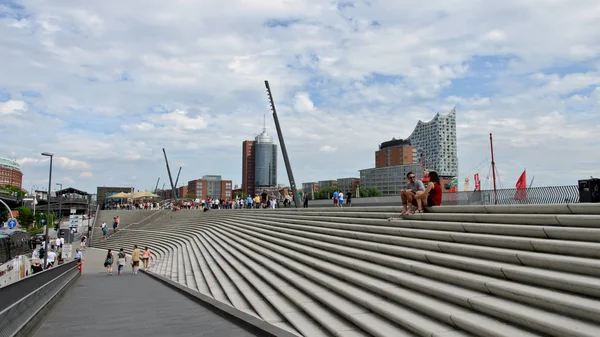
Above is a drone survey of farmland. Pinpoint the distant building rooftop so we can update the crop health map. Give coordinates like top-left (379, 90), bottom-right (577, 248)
top-left (379, 138), bottom-right (411, 150)
top-left (0, 157), bottom-right (20, 171)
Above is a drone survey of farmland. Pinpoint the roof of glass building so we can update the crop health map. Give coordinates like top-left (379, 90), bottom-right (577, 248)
top-left (255, 130), bottom-right (273, 144)
top-left (0, 157), bottom-right (20, 171)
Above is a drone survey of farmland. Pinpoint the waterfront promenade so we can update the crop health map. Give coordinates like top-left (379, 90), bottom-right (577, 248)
top-left (31, 248), bottom-right (263, 337)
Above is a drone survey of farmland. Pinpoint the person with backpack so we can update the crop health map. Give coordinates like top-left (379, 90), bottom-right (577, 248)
top-left (117, 248), bottom-right (127, 275)
top-left (104, 249), bottom-right (114, 275)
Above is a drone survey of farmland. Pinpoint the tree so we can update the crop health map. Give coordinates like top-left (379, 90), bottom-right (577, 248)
top-left (0, 207), bottom-right (8, 223)
top-left (0, 185), bottom-right (25, 198)
top-left (365, 187), bottom-right (382, 197)
top-left (314, 187), bottom-right (342, 200)
top-left (26, 226), bottom-right (43, 235)
top-left (357, 186), bottom-right (382, 198)
top-left (236, 191), bottom-right (248, 199)
top-left (16, 207), bottom-right (34, 228)
top-left (185, 192), bottom-right (196, 199)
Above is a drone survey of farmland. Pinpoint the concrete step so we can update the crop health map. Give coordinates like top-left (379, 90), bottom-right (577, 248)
top-left (200, 231), bottom-right (338, 336)
top-left (92, 207), bottom-right (600, 337)
top-left (403, 213), bottom-right (600, 227)
top-left (207, 227), bottom-right (434, 337)
top-left (209, 224), bottom-right (546, 337)
top-left (215, 219), bottom-right (600, 325)
top-left (222, 217), bottom-right (600, 299)
top-left (239, 214), bottom-right (600, 257)
top-left (231, 217), bottom-right (600, 277)
top-left (254, 213), bottom-right (600, 242)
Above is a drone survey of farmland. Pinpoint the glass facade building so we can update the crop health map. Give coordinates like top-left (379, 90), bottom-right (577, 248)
top-left (360, 164), bottom-right (422, 196)
top-left (254, 130), bottom-right (278, 188)
top-left (407, 108), bottom-right (458, 177)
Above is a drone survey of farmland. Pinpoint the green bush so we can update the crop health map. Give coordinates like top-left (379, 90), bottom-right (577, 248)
top-left (16, 207), bottom-right (33, 227)
top-left (26, 227), bottom-right (43, 235)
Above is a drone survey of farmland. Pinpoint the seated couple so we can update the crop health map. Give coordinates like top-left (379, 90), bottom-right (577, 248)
top-left (400, 171), bottom-right (442, 215)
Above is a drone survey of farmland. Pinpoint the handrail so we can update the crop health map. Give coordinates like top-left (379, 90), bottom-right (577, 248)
top-left (87, 204), bottom-right (100, 247)
top-left (0, 262), bottom-right (79, 337)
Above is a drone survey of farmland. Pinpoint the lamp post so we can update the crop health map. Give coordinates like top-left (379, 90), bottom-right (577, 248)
top-left (41, 152), bottom-right (54, 269)
top-left (56, 183), bottom-right (62, 229)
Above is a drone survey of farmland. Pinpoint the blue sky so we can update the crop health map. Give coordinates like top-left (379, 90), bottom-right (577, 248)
top-left (1, 0), bottom-right (599, 193)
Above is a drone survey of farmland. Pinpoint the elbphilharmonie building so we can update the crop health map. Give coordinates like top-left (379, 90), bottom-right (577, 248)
top-left (407, 108), bottom-right (458, 177)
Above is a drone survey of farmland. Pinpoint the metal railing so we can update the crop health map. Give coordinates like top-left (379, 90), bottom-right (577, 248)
top-left (91, 209), bottom-right (167, 246)
top-left (0, 191), bottom-right (18, 202)
top-left (87, 204), bottom-right (100, 248)
top-left (307, 185), bottom-right (581, 207)
top-left (0, 262), bottom-right (79, 337)
top-left (441, 185), bottom-right (580, 206)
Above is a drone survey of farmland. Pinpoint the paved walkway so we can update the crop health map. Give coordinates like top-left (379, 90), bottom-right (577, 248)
top-left (32, 248), bottom-right (262, 337)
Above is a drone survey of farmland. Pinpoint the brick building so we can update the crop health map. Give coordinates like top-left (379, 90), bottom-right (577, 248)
top-left (0, 157), bottom-right (23, 189)
top-left (188, 175), bottom-right (232, 200)
top-left (242, 140), bottom-right (255, 196)
top-left (375, 139), bottom-right (417, 168)
top-left (177, 185), bottom-right (188, 199)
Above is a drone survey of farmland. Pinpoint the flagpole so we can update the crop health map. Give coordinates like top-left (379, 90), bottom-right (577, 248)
top-left (489, 133), bottom-right (498, 204)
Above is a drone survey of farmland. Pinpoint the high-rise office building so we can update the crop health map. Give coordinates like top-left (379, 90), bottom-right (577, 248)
top-left (242, 140), bottom-right (255, 196)
top-left (242, 126), bottom-right (278, 196)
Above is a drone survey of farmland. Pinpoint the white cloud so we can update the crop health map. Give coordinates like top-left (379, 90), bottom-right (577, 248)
top-left (157, 109), bottom-right (207, 131)
top-left (2, 0), bottom-right (600, 192)
top-left (79, 172), bottom-right (93, 178)
top-left (56, 157), bottom-right (91, 170)
top-left (17, 156), bottom-right (91, 170)
top-left (122, 122), bottom-right (155, 132)
top-left (483, 29), bottom-right (507, 42)
top-left (319, 145), bottom-right (337, 153)
top-left (294, 92), bottom-right (315, 113)
top-left (61, 177), bottom-right (76, 184)
top-left (0, 100), bottom-right (27, 115)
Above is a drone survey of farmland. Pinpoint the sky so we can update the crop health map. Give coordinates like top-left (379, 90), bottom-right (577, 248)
top-left (1, 0), bottom-right (599, 194)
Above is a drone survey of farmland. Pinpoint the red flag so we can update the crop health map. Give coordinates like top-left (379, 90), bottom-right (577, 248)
top-left (474, 173), bottom-right (481, 191)
top-left (514, 170), bottom-right (527, 200)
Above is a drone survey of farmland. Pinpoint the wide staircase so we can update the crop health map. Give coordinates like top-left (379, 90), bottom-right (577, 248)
top-left (90, 209), bottom-right (167, 246)
top-left (93, 204), bottom-right (600, 337)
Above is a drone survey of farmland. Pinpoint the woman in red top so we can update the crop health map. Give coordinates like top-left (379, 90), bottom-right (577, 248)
top-left (415, 171), bottom-right (442, 212)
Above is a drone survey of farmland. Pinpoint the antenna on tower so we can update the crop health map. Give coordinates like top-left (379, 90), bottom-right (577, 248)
top-left (263, 114), bottom-right (266, 132)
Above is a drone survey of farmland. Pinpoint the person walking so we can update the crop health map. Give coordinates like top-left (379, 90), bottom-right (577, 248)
top-left (104, 249), bottom-right (114, 275)
top-left (117, 248), bottom-right (127, 275)
top-left (112, 216), bottom-right (120, 233)
top-left (131, 245), bottom-right (141, 274)
top-left (101, 222), bottom-right (108, 240)
top-left (75, 249), bottom-right (83, 263)
top-left (142, 247), bottom-right (152, 270)
top-left (346, 191), bottom-right (352, 207)
top-left (80, 235), bottom-right (86, 250)
top-left (46, 249), bottom-right (56, 269)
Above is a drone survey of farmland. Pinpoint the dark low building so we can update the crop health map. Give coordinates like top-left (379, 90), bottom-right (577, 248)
top-left (97, 186), bottom-right (133, 208)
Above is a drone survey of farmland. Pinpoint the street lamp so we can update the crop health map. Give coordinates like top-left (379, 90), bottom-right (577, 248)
top-left (56, 183), bottom-right (62, 227)
top-left (41, 152), bottom-right (54, 269)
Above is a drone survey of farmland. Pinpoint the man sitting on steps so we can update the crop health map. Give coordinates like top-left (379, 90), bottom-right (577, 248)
top-left (400, 171), bottom-right (425, 215)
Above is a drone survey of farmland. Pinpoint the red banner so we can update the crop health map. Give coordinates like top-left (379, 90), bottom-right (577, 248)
top-left (514, 170), bottom-right (527, 200)
top-left (474, 173), bottom-right (481, 191)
